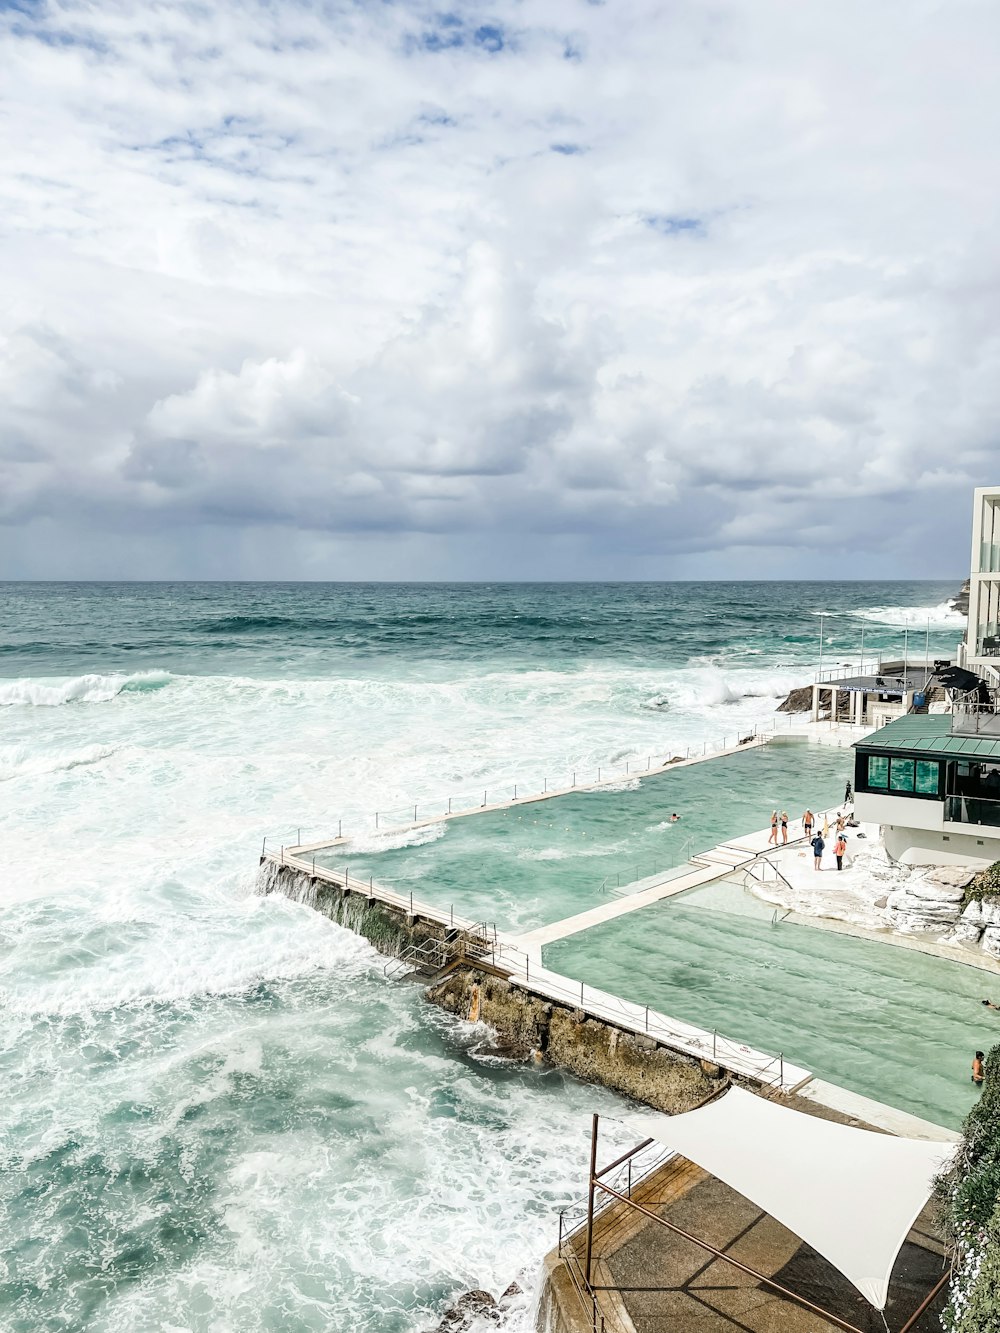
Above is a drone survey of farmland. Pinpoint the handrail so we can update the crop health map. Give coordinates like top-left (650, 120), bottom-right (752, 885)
top-left (598, 837), bottom-right (695, 896)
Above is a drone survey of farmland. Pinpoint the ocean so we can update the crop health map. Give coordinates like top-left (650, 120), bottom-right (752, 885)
top-left (0, 581), bottom-right (965, 1332)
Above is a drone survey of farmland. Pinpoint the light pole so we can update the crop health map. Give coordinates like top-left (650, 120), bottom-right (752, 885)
top-left (818, 613), bottom-right (826, 679)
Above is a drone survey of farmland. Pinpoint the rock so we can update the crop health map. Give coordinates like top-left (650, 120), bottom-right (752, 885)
top-left (904, 880), bottom-right (966, 903)
top-left (982, 927), bottom-right (1000, 960)
top-left (499, 1283), bottom-right (523, 1307)
top-left (885, 885), bottom-right (964, 932)
top-left (428, 1290), bottom-right (501, 1331)
top-left (925, 866), bottom-right (978, 890)
top-left (777, 685), bottom-right (814, 714)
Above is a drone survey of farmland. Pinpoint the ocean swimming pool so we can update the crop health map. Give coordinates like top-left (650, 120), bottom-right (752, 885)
top-left (544, 880), bottom-right (992, 1128)
top-left (315, 741), bottom-right (851, 932)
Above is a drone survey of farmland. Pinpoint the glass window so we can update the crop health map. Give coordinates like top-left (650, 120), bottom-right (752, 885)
top-left (867, 755), bottom-right (889, 788)
top-left (915, 760), bottom-right (939, 795)
top-left (890, 758), bottom-right (915, 792)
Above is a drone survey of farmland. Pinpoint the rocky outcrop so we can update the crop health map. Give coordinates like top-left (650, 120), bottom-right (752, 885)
top-left (951, 579), bottom-right (970, 618)
top-left (423, 1283), bottom-right (523, 1332)
top-left (777, 685), bottom-right (814, 714)
top-left (885, 866), bottom-right (977, 934)
top-left (947, 898), bottom-right (1000, 959)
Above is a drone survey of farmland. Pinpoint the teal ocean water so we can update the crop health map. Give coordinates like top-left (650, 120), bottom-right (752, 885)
top-left (0, 581), bottom-right (965, 1331)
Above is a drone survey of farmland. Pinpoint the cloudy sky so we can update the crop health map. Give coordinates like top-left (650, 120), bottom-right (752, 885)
top-left (1, 0), bottom-right (998, 580)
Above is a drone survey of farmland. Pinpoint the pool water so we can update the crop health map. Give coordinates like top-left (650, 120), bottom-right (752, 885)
top-left (317, 742), bottom-right (851, 932)
top-left (544, 881), bottom-right (994, 1128)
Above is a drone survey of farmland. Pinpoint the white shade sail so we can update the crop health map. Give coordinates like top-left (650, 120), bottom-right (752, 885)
top-left (628, 1087), bottom-right (955, 1310)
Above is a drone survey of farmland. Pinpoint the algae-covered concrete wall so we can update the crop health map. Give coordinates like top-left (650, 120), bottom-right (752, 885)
top-left (258, 860), bottom-right (456, 959)
top-left (428, 967), bottom-right (724, 1114)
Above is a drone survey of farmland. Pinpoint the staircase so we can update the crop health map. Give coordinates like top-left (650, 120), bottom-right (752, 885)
top-left (383, 922), bottom-right (498, 983)
top-left (690, 842), bottom-right (755, 872)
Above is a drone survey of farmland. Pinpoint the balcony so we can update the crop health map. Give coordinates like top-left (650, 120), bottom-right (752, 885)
top-left (981, 542), bottom-right (1000, 574)
top-left (973, 623), bottom-right (1000, 659)
top-left (945, 795), bottom-right (1000, 829)
top-left (952, 702), bottom-right (1000, 737)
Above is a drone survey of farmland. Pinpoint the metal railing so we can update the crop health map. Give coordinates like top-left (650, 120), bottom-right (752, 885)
top-left (557, 1136), bottom-right (675, 1333)
top-left (944, 794), bottom-right (1000, 829)
top-left (263, 728), bottom-right (794, 855)
top-left (598, 837), bottom-right (695, 895)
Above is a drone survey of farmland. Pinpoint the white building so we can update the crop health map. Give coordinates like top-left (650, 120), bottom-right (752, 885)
top-left (853, 484), bottom-right (1000, 865)
top-left (962, 484), bottom-right (1000, 675)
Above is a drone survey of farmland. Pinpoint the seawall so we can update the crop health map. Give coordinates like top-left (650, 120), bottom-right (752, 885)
top-left (257, 859), bottom-right (461, 959)
top-left (428, 966), bottom-right (724, 1113)
top-left (258, 861), bottom-right (725, 1113)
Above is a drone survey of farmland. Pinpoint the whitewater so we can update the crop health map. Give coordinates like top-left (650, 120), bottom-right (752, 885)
top-left (0, 581), bottom-right (965, 1332)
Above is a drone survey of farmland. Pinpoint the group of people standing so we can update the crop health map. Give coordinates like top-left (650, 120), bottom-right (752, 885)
top-left (767, 788), bottom-right (853, 872)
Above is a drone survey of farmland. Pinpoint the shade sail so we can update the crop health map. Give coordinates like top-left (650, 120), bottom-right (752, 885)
top-left (629, 1087), bottom-right (955, 1310)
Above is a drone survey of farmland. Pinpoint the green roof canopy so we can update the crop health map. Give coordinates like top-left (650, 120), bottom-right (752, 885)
top-left (853, 714), bottom-right (1000, 760)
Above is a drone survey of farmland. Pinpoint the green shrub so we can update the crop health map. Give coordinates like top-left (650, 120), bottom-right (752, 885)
top-left (964, 862), bottom-right (1000, 905)
top-left (937, 1042), bottom-right (1000, 1330)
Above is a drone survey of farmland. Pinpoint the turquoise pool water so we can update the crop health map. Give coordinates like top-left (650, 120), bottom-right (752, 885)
top-left (319, 742), bottom-right (851, 932)
top-left (544, 881), bottom-right (994, 1128)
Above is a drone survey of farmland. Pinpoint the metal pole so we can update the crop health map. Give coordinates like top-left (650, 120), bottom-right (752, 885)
top-left (448, 797), bottom-right (452, 813)
top-left (297, 828), bottom-right (301, 845)
top-left (375, 812), bottom-right (379, 829)
top-left (483, 790), bottom-right (487, 806)
top-left (598, 767), bottom-right (601, 782)
top-left (280, 845), bottom-right (284, 866)
top-left (414, 805), bottom-right (417, 822)
top-left (338, 819), bottom-right (342, 839)
top-left (261, 837), bottom-right (266, 857)
top-left (584, 1113), bottom-right (599, 1287)
top-left (897, 1270), bottom-right (952, 1333)
top-left (514, 784), bottom-right (517, 799)
top-left (594, 1182), bottom-right (867, 1333)
top-left (860, 623), bottom-right (865, 674)
top-left (925, 617), bottom-right (931, 686)
top-left (818, 612), bottom-right (825, 677)
top-left (312, 856), bottom-right (315, 876)
top-left (409, 891), bottom-right (413, 914)
top-left (544, 777), bottom-right (547, 793)
top-left (903, 625), bottom-right (908, 681)
top-left (573, 771), bottom-right (576, 786)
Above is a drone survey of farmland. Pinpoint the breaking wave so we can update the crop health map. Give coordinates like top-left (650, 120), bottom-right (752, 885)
top-left (0, 743), bottom-right (118, 782)
top-left (836, 602), bottom-right (965, 628)
top-left (338, 821), bottom-right (448, 855)
top-left (0, 670), bottom-right (172, 708)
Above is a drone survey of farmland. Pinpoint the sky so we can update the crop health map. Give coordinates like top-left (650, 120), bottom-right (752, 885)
top-left (1, 0), bottom-right (998, 581)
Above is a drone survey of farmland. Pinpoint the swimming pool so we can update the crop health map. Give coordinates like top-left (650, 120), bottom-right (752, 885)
top-left (544, 880), bottom-right (993, 1128)
top-left (315, 742), bottom-right (852, 932)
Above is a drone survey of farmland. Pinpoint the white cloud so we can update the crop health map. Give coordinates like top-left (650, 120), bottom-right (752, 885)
top-left (1, 0), bottom-right (998, 577)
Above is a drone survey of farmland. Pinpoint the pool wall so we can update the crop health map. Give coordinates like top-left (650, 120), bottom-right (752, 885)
top-left (427, 965), bottom-right (725, 1113)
